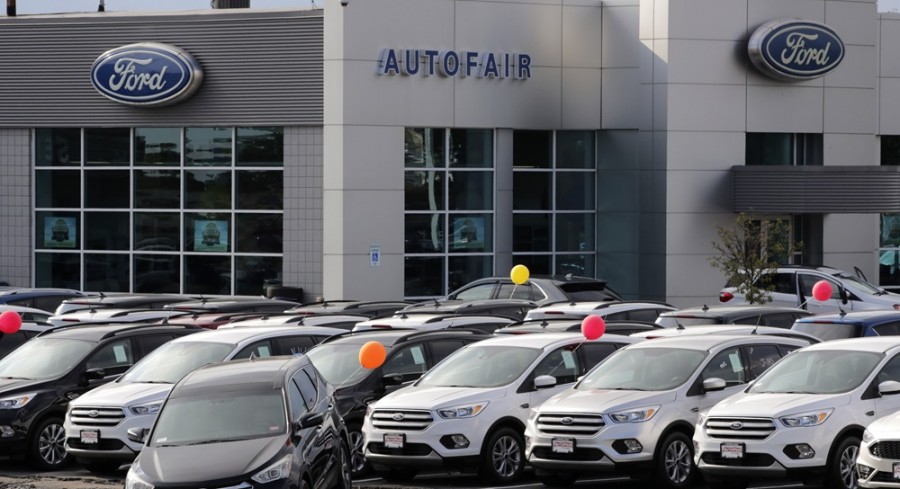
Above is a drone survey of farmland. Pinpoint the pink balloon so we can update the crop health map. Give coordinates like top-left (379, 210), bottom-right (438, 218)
top-left (581, 315), bottom-right (606, 341)
top-left (812, 280), bottom-right (833, 302)
top-left (0, 310), bottom-right (22, 334)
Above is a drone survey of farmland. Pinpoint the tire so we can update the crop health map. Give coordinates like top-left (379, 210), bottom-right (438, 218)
top-left (377, 467), bottom-right (417, 482)
top-left (654, 431), bottom-right (695, 489)
top-left (28, 417), bottom-right (69, 470)
top-left (479, 427), bottom-right (525, 484)
top-left (535, 469), bottom-right (578, 487)
top-left (80, 459), bottom-right (124, 475)
top-left (347, 424), bottom-right (370, 478)
top-left (335, 439), bottom-right (352, 489)
top-left (826, 435), bottom-right (860, 489)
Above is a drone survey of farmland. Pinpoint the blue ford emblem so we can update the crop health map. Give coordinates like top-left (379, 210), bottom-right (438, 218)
top-left (88, 410), bottom-right (99, 418)
top-left (730, 422), bottom-right (743, 430)
top-left (560, 417), bottom-right (574, 425)
top-left (91, 42), bottom-right (203, 107)
top-left (392, 413), bottom-right (405, 421)
top-left (748, 19), bottom-right (844, 81)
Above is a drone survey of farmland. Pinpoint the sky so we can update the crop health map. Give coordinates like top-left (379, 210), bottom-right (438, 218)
top-left (9, 0), bottom-right (900, 14)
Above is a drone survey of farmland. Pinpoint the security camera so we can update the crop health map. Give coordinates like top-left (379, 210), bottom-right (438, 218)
top-left (340, 0), bottom-right (348, 6)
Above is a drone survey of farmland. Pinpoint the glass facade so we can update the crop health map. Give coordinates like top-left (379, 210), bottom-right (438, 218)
top-left (882, 137), bottom-right (900, 289)
top-left (34, 127), bottom-right (284, 294)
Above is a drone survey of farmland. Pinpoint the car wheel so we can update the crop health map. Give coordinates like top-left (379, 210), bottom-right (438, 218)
top-left (336, 439), bottom-right (352, 489)
top-left (80, 459), bottom-right (124, 475)
top-left (535, 468), bottom-right (578, 487)
top-left (28, 417), bottom-right (69, 470)
top-left (654, 431), bottom-right (695, 489)
top-left (479, 427), bottom-right (525, 484)
top-left (826, 435), bottom-right (860, 489)
top-left (347, 424), bottom-right (370, 478)
top-left (377, 467), bottom-right (417, 482)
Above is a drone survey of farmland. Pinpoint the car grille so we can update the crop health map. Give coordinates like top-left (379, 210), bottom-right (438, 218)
top-left (532, 446), bottom-right (604, 461)
top-left (69, 407), bottom-right (126, 427)
top-left (871, 441), bottom-right (900, 459)
top-left (870, 471), bottom-right (900, 483)
top-left (700, 452), bottom-right (776, 467)
top-left (371, 409), bottom-right (434, 431)
top-left (66, 438), bottom-right (126, 451)
top-left (704, 417), bottom-right (775, 440)
top-left (536, 413), bottom-right (605, 436)
top-left (367, 442), bottom-right (433, 456)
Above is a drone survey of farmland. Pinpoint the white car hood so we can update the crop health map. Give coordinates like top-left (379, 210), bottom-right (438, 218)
top-left (70, 381), bottom-right (174, 408)
top-left (375, 385), bottom-right (506, 410)
top-left (540, 388), bottom-right (676, 414)
top-left (709, 391), bottom-right (851, 418)
top-left (867, 409), bottom-right (900, 438)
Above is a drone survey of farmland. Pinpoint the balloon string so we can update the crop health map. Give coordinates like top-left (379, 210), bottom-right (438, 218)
top-left (509, 284), bottom-right (517, 299)
top-left (541, 342), bottom-right (584, 380)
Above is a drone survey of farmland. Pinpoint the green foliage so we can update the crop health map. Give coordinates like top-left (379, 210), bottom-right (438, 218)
top-left (709, 214), bottom-right (795, 305)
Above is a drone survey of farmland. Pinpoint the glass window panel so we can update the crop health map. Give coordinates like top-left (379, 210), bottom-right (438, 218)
top-left (405, 128), bottom-right (445, 168)
top-left (134, 128), bottom-right (181, 166)
top-left (405, 214), bottom-right (444, 253)
top-left (746, 133), bottom-right (792, 166)
top-left (35, 253), bottom-right (80, 289)
top-left (512, 255), bottom-right (552, 276)
top-left (85, 128), bottom-right (130, 165)
top-left (556, 172), bottom-right (594, 210)
top-left (186, 213), bottom-right (231, 253)
top-left (134, 170), bottom-right (180, 209)
top-left (513, 214), bottom-right (551, 252)
top-left (185, 127), bottom-right (232, 166)
top-left (513, 171), bottom-right (551, 211)
top-left (449, 214), bottom-right (493, 253)
top-left (35, 170), bottom-right (80, 208)
top-left (85, 212), bottom-right (129, 250)
top-left (882, 136), bottom-right (900, 166)
top-left (555, 254), bottom-right (595, 277)
top-left (235, 256), bottom-right (283, 296)
top-left (84, 253), bottom-right (130, 292)
top-left (35, 128), bottom-right (80, 166)
top-left (236, 170), bottom-right (283, 210)
top-left (236, 127), bottom-right (283, 166)
top-left (236, 213), bottom-right (283, 253)
top-left (185, 255), bottom-right (231, 295)
top-left (405, 256), bottom-right (444, 297)
top-left (513, 130), bottom-right (552, 169)
top-left (405, 171), bottom-right (444, 211)
top-left (556, 213), bottom-right (595, 252)
top-left (36, 211), bottom-right (79, 250)
top-left (556, 131), bottom-right (595, 169)
top-left (449, 129), bottom-right (493, 168)
top-left (134, 254), bottom-right (180, 293)
top-left (85, 170), bottom-right (130, 208)
top-left (185, 170), bottom-right (232, 209)
top-left (134, 213), bottom-right (180, 252)
top-left (882, 214), bottom-right (900, 248)
top-left (448, 171), bottom-right (492, 211)
top-left (448, 255), bottom-right (492, 293)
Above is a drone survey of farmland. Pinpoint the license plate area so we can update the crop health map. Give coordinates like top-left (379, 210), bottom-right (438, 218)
top-left (551, 437), bottom-right (575, 454)
top-left (80, 429), bottom-right (99, 445)
top-left (720, 442), bottom-right (744, 459)
top-left (383, 433), bottom-right (404, 449)
top-left (894, 461), bottom-right (900, 480)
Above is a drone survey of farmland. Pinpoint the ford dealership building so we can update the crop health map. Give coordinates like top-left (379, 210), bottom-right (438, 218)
top-left (0, 0), bottom-right (898, 306)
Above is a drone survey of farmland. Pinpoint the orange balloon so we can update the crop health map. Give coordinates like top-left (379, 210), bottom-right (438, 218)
top-left (359, 341), bottom-right (387, 369)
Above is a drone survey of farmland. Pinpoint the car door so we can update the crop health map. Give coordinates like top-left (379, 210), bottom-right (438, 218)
top-left (742, 344), bottom-right (784, 379)
top-left (871, 354), bottom-right (900, 418)
top-left (526, 344), bottom-right (581, 411)
top-left (275, 335), bottom-right (317, 356)
top-left (232, 339), bottom-right (275, 359)
top-left (381, 343), bottom-right (428, 392)
top-left (695, 346), bottom-right (750, 413)
top-left (289, 368), bottom-right (332, 486)
top-left (798, 273), bottom-right (844, 314)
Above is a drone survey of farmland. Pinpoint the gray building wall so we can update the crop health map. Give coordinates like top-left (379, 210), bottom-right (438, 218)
top-left (0, 129), bottom-right (31, 287)
top-left (283, 126), bottom-right (324, 301)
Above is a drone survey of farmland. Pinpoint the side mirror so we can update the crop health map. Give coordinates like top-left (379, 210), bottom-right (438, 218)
top-left (534, 375), bottom-right (557, 390)
top-left (127, 427), bottom-right (148, 444)
top-left (880, 380), bottom-right (900, 396)
top-left (703, 377), bottom-right (727, 393)
top-left (298, 412), bottom-right (325, 429)
top-left (383, 373), bottom-right (404, 386)
top-left (83, 368), bottom-right (107, 384)
top-left (839, 286), bottom-right (849, 305)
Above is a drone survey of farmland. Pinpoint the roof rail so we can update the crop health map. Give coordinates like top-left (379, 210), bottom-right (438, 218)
top-left (394, 328), bottom-right (490, 344)
top-left (100, 323), bottom-right (203, 340)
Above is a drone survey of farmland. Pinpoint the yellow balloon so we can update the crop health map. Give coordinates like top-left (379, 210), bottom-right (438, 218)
top-left (510, 264), bottom-right (530, 285)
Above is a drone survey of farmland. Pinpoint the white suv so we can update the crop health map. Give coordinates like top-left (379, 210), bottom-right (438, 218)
top-left (857, 405), bottom-right (900, 488)
top-left (694, 337), bottom-right (900, 489)
top-left (524, 335), bottom-right (808, 489)
top-left (523, 300), bottom-right (676, 322)
top-left (63, 326), bottom-right (342, 473)
top-left (361, 333), bottom-right (640, 484)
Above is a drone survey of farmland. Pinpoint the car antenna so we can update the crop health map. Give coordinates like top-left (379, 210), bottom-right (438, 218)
top-left (99, 291), bottom-right (106, 299)
top-left (701, 304), bottom-right (709, 312)
top-left (675, 319), bottom-right (685, 331)
top-left (161, 316), bottom-right (169, 325)
top-left (541, 320), bottom-right (548, 329)
top-left (751, 314), bottom-right (762, 335)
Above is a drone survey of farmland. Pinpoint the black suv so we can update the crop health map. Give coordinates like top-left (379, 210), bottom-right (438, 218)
top-left (0, 323), bottom-right (200, 469)
top-left (447, 275), bottom-right (622, 305)
top-left (306, 329), bottom-right (491, 477)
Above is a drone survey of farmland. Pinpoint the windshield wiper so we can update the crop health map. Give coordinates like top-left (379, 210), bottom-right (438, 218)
top-left (183, 439), bottom-right (235, 446)
top-left (597, 386), bottom-right (648, 391)
top-left (138, 380), bottom-right (173, 384)
top-left (0, 376), bottom-right (32, 380)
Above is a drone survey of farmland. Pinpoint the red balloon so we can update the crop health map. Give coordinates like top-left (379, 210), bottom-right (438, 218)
top-left (581, 315), bottom-right (606, 341)
top-left (812, 280), bottom-right (833, 302)
top-left (0, 310), bottom-right (22, 334)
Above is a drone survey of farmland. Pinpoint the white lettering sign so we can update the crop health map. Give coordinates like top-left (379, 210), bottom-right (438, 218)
top-left (108, 58), bottom-right (169, 93)
top-left (780, 33), bottom-right (831, 66)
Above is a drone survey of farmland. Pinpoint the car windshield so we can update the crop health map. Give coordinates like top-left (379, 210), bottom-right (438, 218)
top-left (151, 390), bottom-right (286, 447)
top-left (833, 273), bottom-right (884, 295)
top-left (120, 341), bottom-right (235, 384)
top-left (418, 345), bottom-right (541, 388)
top-left (749, 350), bottom-right (883, 394)
top-left (791, 322), bottom-right (860, 341)
top-left (307, 343), bottom-right (380, 386)
top-left (655, 316), bottom-right (720, 328)
top-left (0, 338), bottom-right (93, 380)
top-left (577, 347), bottom-right (707, 391)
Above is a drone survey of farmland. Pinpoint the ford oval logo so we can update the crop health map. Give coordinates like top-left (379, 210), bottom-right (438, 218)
top-left (730, 421), bottom-right (743, 430)
top-left (91, 42), bottom-right (203, 107)
top-left (88, 410), bottom-right (100, 418)
top-left (748, 19), bottom-right (844, 81)
top-left (560, 417), bottom-right (574, 425)
top-left (392, 413), bottom-right (405, 421)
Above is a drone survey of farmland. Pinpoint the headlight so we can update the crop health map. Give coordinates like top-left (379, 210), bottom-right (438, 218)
top-left (863, 429), bottom-right (874, 444)
top-left (0, 393), bottom-right (36, 409)
top-left (251, 454), bottom-right (292, 484)
top-left (608, 406), bottom-right (659, 424)
top-left (125, 465), bottom-right (154, 489)
top-left (128, 402), bottom-right (162, 416)
top-left (779, 409), bottom-right (833, 427)
top-left (437, 402), bottom-right (489, 419)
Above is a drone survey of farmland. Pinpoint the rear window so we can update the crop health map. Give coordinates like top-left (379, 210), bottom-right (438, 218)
top-left (559, 283), bottom-right (622, 301)
top-left (792, 321), bottom-right (861, 341)
top-left (655, 316), bottom-right (720, 328)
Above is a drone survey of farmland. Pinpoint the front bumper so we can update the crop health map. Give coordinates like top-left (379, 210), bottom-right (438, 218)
top-left (858, 438), bottom-right (900, 488)
top-left (64, 409), bottom-right (148, 461)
